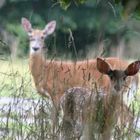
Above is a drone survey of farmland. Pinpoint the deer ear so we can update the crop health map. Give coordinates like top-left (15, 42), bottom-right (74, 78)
top-left (43, 20), bottom-right (56, 36)
top-left (97, 57), bottom-right (112, 74)
top-left (21, 17), bottom-right (32, 33)
top-left (125, 60), bottom-right (140, 76)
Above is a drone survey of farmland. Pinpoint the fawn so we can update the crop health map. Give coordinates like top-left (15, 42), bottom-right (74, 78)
top-left (96, 57), bottom-right (140, 140)
top-left (60, 58), bottom-right (140, 140)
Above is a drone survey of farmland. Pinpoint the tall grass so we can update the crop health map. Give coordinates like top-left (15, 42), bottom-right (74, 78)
top-left (0, 58), bottom-right (140, 139)
top-left (0, 58), bottom-right (60, 140)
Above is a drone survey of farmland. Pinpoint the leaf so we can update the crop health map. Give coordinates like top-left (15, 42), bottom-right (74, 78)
top-left (59, 0), bottom-right (71, 10)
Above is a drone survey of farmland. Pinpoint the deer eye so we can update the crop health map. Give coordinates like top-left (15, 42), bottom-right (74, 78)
top-left (108, 71), bottom-right (114, 80)
top-left (123, 76), bottom-right (126, 81)
top-left (29, 37), bottom-right (35, 41)
top-left (28, 35), bottom-right (34, 41)
top-left (110, 75), bottom-right (113, 80)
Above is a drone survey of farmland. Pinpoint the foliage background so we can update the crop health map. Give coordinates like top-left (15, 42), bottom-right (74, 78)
top-left (0, 0), bottom-right (140, 139)
top-left (0, 0), bottom-right (140, 59)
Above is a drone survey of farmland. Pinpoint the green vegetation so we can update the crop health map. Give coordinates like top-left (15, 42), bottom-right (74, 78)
top-left (0, 58), bottom-right (139, 139)
top-left (0, 0), bottom-right (140, 139)
top-left (0, 0), bottom-right (140, 59)
top-left (0, 59), bottom-right (40, 98)
top-left (0, 59), bottom-right (28, 96)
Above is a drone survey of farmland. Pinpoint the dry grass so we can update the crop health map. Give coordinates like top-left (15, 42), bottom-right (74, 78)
top-left (0, 58), bottom-right (140, 139)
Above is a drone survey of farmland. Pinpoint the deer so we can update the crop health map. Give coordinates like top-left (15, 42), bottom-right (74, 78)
top-left (60, 58), bottom-right (140, 140)
top-left (21, 17), bottom-right (139, 105)
top-left (21, 17), bottom-right (139, 138)
top-left (60, 87), bottom-right (92, 140)
top-left (96, 57), bottom-right (140, 140)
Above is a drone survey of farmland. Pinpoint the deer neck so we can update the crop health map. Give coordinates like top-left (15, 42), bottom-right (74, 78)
top-left (107, 89), bottom-right (121, 114)
top-left (29, 51), bottom-right (46, 87)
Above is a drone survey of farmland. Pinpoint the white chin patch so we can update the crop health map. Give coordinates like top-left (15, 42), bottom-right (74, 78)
top-left (30, 48), bottom-right (37, 54)
top-left (30, 41), bottom-right (40, 54)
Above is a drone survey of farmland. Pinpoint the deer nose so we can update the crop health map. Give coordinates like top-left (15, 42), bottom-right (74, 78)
top-left (32, 47), bottom-right (39, 51)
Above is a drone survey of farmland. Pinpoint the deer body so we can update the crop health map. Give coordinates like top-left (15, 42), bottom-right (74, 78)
top-left (29, 54), bottom-right (134, 104)
top-left (21, 17), bottom-right (139, 107)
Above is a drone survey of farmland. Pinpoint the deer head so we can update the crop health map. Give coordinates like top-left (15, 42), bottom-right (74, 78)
top-left (97, 57), bottom-right (140, 93)
top-left (21, 17), bottom-right (56, 54)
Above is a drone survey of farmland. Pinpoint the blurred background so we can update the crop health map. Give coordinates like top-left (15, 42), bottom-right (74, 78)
top-left (0, 0), bottom-right (140, 139)
top-left (0, 0), bottom-right (140, 60)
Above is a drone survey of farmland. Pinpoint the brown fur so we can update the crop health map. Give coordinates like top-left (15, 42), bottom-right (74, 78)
top-left (22, 18), bottom-right (138, 139)
top-left (29, 52), bottom-right (138, 106)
